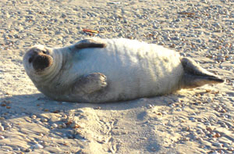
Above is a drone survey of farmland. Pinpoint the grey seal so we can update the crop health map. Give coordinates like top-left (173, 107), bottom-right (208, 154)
top-left (23, 38), bottom-right (224, 103)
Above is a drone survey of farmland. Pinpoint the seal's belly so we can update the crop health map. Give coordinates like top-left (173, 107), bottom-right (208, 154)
top-left (70, 39), bottom-right (183, 101)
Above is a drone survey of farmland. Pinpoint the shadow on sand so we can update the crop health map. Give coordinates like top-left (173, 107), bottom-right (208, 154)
top-left (1, 93), bottom-right (180, 119)
top-left (0, 93), bottom-right (182, 153)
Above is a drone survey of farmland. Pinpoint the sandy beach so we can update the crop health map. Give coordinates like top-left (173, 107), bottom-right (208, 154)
top-left (0, 0), bottom-right (234, 153)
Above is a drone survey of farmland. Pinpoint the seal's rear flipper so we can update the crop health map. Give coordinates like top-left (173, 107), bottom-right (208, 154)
top-left (75, 39), bottom-right (106, 49)
top-left (180, 57), bottom-right (224, 89)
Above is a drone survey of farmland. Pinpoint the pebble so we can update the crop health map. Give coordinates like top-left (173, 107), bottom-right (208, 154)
top-left (51, 123), bottom-right (58, 128)
top-left (212, 142), bottom-right (223, 148)
top-left (33, 143), bottom-right (44, 149)
top-left (228, 146), bottom-right (234, 151)
top-left (4, 123), bottom-right (11, 129)
top-left (196, 137), bottom-right (203, 142)
top-left (206, 126), bottom-right (213, 132)
top-left (176, 108), bottom-right (182, 111)
top-left (70, 121), bottom-right (81, 129)
top-left (0, 135), bottom-right (5, 139)
top-left (213, 133), bottom-right (221, 138)
top-left (41, 118), bottom-right (48, 122)
top-left (0, 125), bottom-right (4, 131)
top-left (38, 133), bottom-right (44, 136)
top-left (150, 146), bottom-right (157, 152)
top-left (66, 130), bottom-right (75, 139)
top-left (182, 126), bottom-right (191, 131)
top-left (182, 137), bottom-right (190, 141)
top-left (25, 149), bottom-right (32, 152)
top-left (31, 115), bottom-right (37, 119)
top-left (147, 104), bottom-right (153, 109)
top-left (196, 129), bottom-right (204, 135)
top-left (189, 117), bottom-right (196, 122)
top-left (58, 123), bottom-right (67, 128)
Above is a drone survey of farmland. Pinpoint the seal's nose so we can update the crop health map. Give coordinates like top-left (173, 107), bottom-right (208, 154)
top-left (32, 55), bottom-right (51, 71)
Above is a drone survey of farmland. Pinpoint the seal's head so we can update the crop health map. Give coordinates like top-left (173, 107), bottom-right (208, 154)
top-left (23, 45), bottom-right (53, 75)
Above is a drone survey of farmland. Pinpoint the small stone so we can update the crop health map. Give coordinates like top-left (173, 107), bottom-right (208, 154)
top-left (58, 123), bottom-right (67, 128)
top-left (34, 143), bottom-right (43, 149)
top-left (211, 151), bottom-right (221, 154)
top-left (196, 137), bottom-right (203, 142)
top-left (64, 28), bottom-right (69, 34)
top-left (189, 117), bottom-right (196, 121)
top-left (212, 142), bottom-right (223, 148)
top-left (182, 126), bottom-right (191, 131)
top-left (150, 147), bottom-right (157, 152)
top-left (206, 126), bottom-right (213, 132)
top-left (156, 112), bottom-right (162, 116)
top-left (207, 98), bottom-right (213, 103)
top-left (43, 109), bottom-right (49, 112)
top-left (5, 123), bottom-right (11, 129)
top-left (24, 149), bottom-right (32, 152)
top-left (228, 146), bottom-right (234, 151)
top-left (0, 135), bottom-right (5, 139)
top-left (94, 106), bottom-right (101, 110)
top-left (176, 108), bottom-right (182, 111)
top-left (66, 131), bottom-right (75, 139)
top-left (220, 123), bottom-right (228, 128)
top-left (1, 103), bottom-right (6, 107)
top-left (53, 110), bottom-right (60, 113)
top-left (204, 121), bottom-right (211, 126)
top-left (72, 129), bottom-right (82, 135)
top-left (41, 118), bottom-right (48, 122)
top-left (61, 13), bottom-right (66, 18)
top-left (0, 125), bottom-right (4, 131)
top-left (70, 121), bottom-right (81, 129)
top-left (220, 108), bottom-right (227, 113)
top-left (51, 123), bottom-right (58, 128)
top-left (213, 133), bottom-right (221, 138)
top-left (31, 115), bottom-right (37, 119)
top-left (199, 144), bottom-right (205, 148)
top-left (182, 137), bottom-right (190, 141)
top-left (71, 123), bottom-right (81, 129)
top-left (38, 133), bottom-right (44, 136)
top-left (196, 129), bottom-right (204, 135)
top-left (147, 104), bottom-right (153, 109)
top-left (197, 118), bottom-right (203, 122)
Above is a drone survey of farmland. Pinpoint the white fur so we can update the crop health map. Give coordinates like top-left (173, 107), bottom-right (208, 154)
top-left (24, 38), bottom-right (184, 103)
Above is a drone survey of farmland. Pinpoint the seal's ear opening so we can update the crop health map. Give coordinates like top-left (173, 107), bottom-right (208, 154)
top-left (180, 57), bottom-right (224, 89)
top-left (28, 57), bottom-right (34, 63)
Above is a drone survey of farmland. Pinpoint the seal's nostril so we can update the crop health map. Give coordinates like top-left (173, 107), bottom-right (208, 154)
top-left (29, 57), bottom-right (33, 63)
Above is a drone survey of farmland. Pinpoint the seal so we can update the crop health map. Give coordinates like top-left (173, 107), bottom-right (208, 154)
top-left (23, 38), bottom-right (224, 103)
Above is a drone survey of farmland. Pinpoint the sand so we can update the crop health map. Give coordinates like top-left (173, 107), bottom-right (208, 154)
top-left (0, 0), bottom-right (234, 153)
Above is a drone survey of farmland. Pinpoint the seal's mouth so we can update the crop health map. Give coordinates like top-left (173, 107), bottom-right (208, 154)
top-left (27, 47), bottom-right (53, 72)
top-left (32, 54), bottom-right (53, 71)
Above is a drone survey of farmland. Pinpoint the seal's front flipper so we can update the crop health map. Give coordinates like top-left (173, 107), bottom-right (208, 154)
top-left (75, 39), bottom-right (106, 49)
top-left (74, 73), bottom-right (107, 94)
top-left (180, 57), bottom-right (224, 89)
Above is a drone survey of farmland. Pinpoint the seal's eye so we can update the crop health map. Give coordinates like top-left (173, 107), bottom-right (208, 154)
top-left (42, 50), bottom-right (47, 54)
top-left (29, 57), bottom-right (33, 63)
